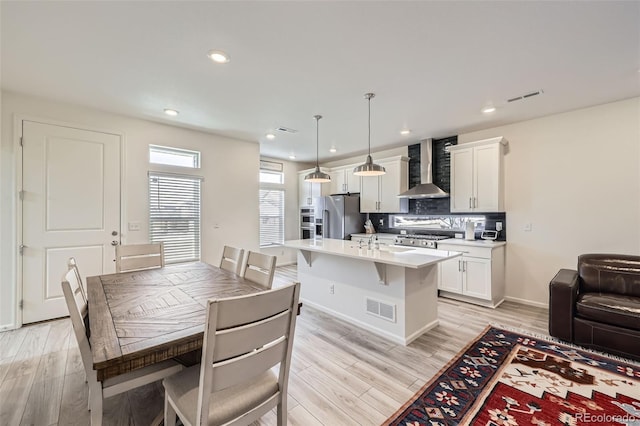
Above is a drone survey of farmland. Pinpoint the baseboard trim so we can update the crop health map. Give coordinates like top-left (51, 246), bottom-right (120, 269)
top-left (0, 323), bottom-right (17, 332)
top-left (504, 296), bottom-right (548, 309)
top-left (300, 298), bottom-right (421, 346)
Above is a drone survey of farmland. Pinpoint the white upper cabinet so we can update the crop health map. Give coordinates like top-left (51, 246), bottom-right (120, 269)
top-left (329, 164), bottom-right (361, 194)
top-left (298, 168), bottom-right (331, 206)
top-left (449, 137), bottom-right (507, 212)
top-left (359, 156), bottom-right (409, 213)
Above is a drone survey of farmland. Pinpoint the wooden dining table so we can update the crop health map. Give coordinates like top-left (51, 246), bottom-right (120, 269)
top-left (87, 262), bottom-right (268, 381)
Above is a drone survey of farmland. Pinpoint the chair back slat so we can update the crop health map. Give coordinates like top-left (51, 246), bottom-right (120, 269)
top-left (68, 257), bottom-right (87, 303)
top-left (242, 251), bottom-right (276, 289)
top-left (219, 246), bottom-right (244, 275)
top-left (210, 338), bottom-right (286, 392)
top-left (216, 283), bottom-right (295, 329)
top-left (61, 267), bottom-right (93, 379)
top-left (213, 310), bottom-right (290, 361)
top-left (115, 243), bottom-right (164, 273)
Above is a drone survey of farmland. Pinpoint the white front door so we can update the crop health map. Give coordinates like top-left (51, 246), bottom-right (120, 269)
top-left (21, 120), bottom-right (121, 324)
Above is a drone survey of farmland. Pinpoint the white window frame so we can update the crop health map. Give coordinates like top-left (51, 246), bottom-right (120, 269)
top-left (259, 164), bottom-right (285, 247)
top-left (149, 144), bottom-right (201, 169)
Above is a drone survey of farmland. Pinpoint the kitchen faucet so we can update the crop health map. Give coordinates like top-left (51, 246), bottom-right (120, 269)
top-left (368, 234), bottom-right (378, 250)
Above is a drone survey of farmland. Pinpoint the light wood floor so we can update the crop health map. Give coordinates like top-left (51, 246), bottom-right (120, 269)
top-left (0, 265), bottom-right (548, 426)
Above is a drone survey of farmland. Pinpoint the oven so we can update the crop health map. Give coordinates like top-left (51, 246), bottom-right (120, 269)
top-left (300, 207), bottom-right (315, 239)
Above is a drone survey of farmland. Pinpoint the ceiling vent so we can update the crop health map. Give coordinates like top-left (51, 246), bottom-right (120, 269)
top-left (276, 126), bottom-right (298, 134)
top-left (507, 89), bottom-right (544, 103)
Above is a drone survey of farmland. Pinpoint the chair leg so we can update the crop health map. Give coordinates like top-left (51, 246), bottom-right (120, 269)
top-left (277, 395), bottom-right (287, 426)
top-left (164, 393), bottom-right (177, 426)
top-left (89, 382), bottom-right (103, 426)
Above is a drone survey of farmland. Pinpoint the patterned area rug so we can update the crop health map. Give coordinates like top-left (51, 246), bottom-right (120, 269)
top-left (383, 326), bottom-right (640, 426)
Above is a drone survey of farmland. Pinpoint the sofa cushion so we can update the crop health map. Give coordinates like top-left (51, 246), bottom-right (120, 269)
top-left (576, 293), bottom-right (640, 331)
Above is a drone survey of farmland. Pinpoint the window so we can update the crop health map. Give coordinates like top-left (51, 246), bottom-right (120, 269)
top-left (259, 161), bottom-right (285, 247)
top-left (259, 188), bottom-right (284, 247)
top-left (149, 145), bottom-right (200, 168)
top-left (149, 173), bottom-right (202, 263)
top-left (259, 170), bottom-right (284, 184)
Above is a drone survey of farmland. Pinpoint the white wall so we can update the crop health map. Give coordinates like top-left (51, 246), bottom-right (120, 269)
top-left (459, 97), bottom-right (640, 306)
top-left (259, 156), bottom-right (305, 265)
top-left (323, 146), bottom-right (408, 169)
top-left (0, 91), bottom-right (260, 329)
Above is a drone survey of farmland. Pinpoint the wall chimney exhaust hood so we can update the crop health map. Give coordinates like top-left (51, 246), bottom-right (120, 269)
top-left (398, 139), bottom-right (449, 199)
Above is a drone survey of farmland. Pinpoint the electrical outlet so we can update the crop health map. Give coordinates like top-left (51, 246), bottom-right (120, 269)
top-left (400, 230), bottom-right (407, 235)
top-left (524, 222), bottom-right (532, 232)
top-left (128, 222), bottom-right (141, 231)
top-left (329, 284), bottom-right (335, 294)
top-left (496, 222), bottom-right (503, 231)
top-left (379, 219), bottom-right (384, 227)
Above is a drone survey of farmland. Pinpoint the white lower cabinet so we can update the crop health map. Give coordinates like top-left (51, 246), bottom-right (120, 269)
top-left (438, 242), bottom-right (505, 308)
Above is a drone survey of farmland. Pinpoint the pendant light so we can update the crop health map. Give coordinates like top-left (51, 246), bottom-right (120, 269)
top-left (304, 115), bottom-right (331, 183)
top-left (354, 93), bottom-right (385, 176)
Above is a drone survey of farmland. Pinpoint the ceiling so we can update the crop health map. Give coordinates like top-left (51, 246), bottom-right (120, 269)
top-left (2, 1), bottom-right (639, 163)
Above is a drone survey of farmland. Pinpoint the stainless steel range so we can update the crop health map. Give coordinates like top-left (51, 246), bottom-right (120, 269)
top-left (394, 234), bottom-right (448, 249)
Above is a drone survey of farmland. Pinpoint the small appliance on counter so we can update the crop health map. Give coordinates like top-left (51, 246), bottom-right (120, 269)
top-left (481, 230), bottom-right (498, 241)
top-left (465, 221), bottom-right (475, 240)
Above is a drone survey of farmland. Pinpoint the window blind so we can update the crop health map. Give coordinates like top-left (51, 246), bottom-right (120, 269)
top-left (259, 189), bottom-right (284, 247)
top-left (149, 173), bottom-right (201, 263)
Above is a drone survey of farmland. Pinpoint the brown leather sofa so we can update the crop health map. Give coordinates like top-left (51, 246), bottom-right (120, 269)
top-left (549, 253), bottom-right (640, 362)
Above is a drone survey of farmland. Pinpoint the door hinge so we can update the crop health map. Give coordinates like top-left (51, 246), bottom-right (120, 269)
top-left (19, 190), bottom-right (25, 201)
top-left (19, 244), bottom-right (26, 255)
top-left (19, 137), bottom-right (24, 147)
top-left (19, 300), bottom-right (24, 309)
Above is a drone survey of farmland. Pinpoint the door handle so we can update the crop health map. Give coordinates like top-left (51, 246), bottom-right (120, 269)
top-left (111, 240), bottom-right (119, 246)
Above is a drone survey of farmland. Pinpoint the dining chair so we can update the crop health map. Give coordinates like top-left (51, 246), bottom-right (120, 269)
top-left (242, 251), bottom-right (277, 289)
top-left (115, 242), bottom-right (165, 273)
top-left (163, 281), bottom-right (301, 426)
top-left (219, 245), bottom-right (245, 275)
top-left (61, 267), bottom-right (182, 426)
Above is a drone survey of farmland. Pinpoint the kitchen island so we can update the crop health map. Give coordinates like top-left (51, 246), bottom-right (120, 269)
top-left (283, 238), bottom-right (461, 345)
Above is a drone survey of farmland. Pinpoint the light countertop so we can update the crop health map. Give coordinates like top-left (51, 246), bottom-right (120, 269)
top-left (439, 238), bottom-right (506, 248)
top-left (283, 238), bottom-right (461, 269)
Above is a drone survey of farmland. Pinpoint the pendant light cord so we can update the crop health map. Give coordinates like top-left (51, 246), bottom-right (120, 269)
top-left (316, 116), bottom-right (320, 167)
top-left (369, 95), bottom-right (373, 156)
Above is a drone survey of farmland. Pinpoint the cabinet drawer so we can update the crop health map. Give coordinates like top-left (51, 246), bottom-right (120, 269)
top-left (438, 243), bottom-right (492, 259)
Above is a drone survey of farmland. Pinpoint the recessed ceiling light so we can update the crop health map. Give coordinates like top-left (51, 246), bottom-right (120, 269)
top-left (329, 147), bottom-right (337, 153)
top-left (289, 155), bottom-right (296, 160)
top-left (207, 50), bottom-right (230, 64)
top-left (481, 105), bottom-right (496, 114)
top-left (266, 133), bottom-right (276, 140)
top-left (400, 129), bottom-right (411, 135)
top-left (164, 108), bottom-right (179, 116)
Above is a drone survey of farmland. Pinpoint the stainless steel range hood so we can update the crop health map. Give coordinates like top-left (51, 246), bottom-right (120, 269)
top-left (398, 139), bottom-right (449, 199)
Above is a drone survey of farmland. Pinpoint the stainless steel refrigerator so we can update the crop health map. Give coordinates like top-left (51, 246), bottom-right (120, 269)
top-left (314, 194), bottom-right (364, 240)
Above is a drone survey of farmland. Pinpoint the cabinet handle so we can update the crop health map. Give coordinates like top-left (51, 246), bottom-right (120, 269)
top-left (458, 260), bottom-right (461, 271)
top-left (463, 261), bottom-right (467, 272)
top-left (473, 197), bottom-right (477, 208)
top-left (469, 197), bottom-right (472, 209)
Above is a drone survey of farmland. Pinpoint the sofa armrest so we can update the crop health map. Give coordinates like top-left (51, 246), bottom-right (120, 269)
top-left (549, 269), bottom-right (579, 342)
